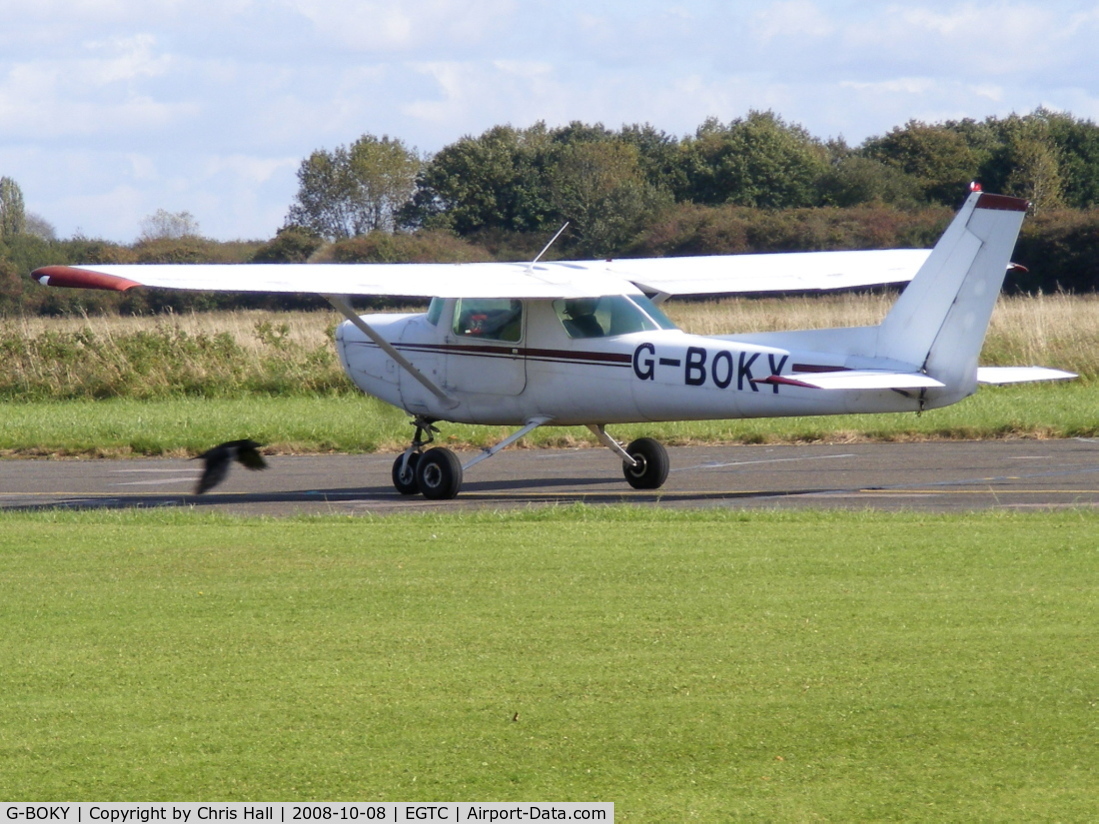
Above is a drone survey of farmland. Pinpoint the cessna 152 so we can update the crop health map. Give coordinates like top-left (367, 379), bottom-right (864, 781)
top-left (32, 190), bottom-right (1073, 499)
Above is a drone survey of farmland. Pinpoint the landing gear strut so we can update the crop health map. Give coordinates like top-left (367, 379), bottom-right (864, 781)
top-left (391, 417), bottom-right (435, 495)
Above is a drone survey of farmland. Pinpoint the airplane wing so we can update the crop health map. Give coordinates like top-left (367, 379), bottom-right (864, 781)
top-left (583, 248), bottom-right (930, 296)
top-left (31, 247), bottom-right (929, 300)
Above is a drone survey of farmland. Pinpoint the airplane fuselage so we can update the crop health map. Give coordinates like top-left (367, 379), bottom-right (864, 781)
top-left (335, 295), bottom-right (931, 427)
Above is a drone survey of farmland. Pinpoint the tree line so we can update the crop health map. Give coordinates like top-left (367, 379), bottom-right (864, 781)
top-left (3, 108), bottom-right (1099, 315)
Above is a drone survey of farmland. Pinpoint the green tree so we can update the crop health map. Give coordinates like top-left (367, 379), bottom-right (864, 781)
top-left (618, 123), bottom-right (688, 200)
top-left (1004, 127), bottom-right (1064, 213)
top-left (346, 134), bottom-right (422, 233)
top-left (969, 112), bottom-right (1067, 213)
top-left (0, 177), bottom-right (26, 238)
top-left (139, 209), bottom-right (200, 241)
top-left (817, 155), bottom-right (922, 208)
top-left (681, 111), bottom-right (830, 208)
top-left (864, 121), bottom-right (983, 205)
top-left (1043, 109), bottom-right (1099, 208)
top-left (406, 124), bottom-right (555, 235)
top-left (251, 226), bottom-right (324, 263)
top-left (288, 134), bottom-right (420, 240)
top-left (548, 141), bottom-right (671, 255)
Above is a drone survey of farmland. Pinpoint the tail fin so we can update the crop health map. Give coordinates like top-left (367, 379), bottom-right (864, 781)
top-left (875, 191), bottom-right (1029, 400)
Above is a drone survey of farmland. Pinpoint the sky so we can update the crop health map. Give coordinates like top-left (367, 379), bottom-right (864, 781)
top-left (3, 0), bottom-right (1099, 243)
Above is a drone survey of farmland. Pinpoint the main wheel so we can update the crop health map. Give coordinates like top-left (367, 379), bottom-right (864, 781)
top-left (416, 447), bottom-right (463, 500)
top-left (622, 437), bottom-right (669, 490)
top-left (391, 452), bottom-right (421, 495)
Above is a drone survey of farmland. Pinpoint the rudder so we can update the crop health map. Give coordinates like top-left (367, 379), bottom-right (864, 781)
top-left (875, 191), bottom-right (1029, 402)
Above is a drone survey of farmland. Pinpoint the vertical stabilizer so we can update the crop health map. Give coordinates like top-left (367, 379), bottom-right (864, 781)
top-left (875, 191), bottom-right (1028, 401)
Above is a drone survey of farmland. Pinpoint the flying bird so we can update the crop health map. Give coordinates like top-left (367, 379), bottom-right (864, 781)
top-left (194, 439), bottom-right (268, 494)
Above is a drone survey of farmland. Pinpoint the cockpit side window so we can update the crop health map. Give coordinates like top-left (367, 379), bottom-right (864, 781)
top-left (453, 298), bottom-right (523, 342)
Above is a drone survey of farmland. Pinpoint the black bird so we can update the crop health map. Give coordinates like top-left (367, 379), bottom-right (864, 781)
top-left (194, 439), bottom-right (268, 494)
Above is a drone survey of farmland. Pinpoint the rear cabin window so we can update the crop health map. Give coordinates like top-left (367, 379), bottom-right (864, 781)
top-left (554, 295), bottom-right (679, 339)
top-left (453, 298), bottom-right (523, 342)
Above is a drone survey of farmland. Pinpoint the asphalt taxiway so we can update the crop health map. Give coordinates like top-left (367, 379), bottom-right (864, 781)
top-left (3, 439), bottom-right (1099, 515)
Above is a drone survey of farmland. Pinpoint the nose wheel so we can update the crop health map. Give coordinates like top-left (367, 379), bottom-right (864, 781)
top-left (391, 417), bottom-right (463, 499)
top-left (415, 447), bottom-right (463, 500)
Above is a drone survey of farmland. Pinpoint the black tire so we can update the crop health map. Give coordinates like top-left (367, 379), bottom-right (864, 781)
top-left (622, 437), bottom-right (669, 490)
top-left (391, 452), bottom-right (421, 495)
top-left (416, 447), bottom-right (463, 500)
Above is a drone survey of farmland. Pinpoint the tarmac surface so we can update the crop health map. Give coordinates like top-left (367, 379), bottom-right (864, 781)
top-left (4, 439), bottom-right (1099, 515)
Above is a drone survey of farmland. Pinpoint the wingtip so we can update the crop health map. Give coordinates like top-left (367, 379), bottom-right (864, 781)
top-left (32, 265), bottom-right (142, 292)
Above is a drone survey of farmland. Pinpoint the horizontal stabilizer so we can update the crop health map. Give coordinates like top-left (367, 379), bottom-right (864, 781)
top-left (977, 366), bottom-right (1078, 384)
top-left (756, 370), bottom-right (946, 391)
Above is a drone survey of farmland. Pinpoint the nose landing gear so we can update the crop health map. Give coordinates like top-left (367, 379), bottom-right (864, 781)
top-left (391, 417), bottom-right (463, 500)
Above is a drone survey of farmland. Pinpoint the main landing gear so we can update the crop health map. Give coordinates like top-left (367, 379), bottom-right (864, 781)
top-left (390, 417), bottom-right (670, 500)
top-left (586, 425), bottom-right (670, 490)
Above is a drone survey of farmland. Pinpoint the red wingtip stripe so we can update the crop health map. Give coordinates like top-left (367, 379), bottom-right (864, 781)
top-left (32, 266), bottom-right (142, 292)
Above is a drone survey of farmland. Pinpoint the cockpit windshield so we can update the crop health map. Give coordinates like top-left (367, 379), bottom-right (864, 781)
top-left (554, 294), bottom-right (679, 339)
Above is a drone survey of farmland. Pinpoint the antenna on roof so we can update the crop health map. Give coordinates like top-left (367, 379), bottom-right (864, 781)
top-left (529, 222), bottom-right (570, 270)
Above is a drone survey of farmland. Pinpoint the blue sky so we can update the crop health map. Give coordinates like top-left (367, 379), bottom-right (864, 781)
top-left (3, 0), bottom-right (1098, 242)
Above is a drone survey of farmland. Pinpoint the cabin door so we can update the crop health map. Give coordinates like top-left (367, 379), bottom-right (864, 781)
top-left (443, 297), bottom-right (527, 396)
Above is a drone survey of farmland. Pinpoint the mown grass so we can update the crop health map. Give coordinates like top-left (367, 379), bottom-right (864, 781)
top-left (0, 507), bottom-right (1096, 819)
top-left (0, 295), bottom-right (1095, 455)
top-left (1, 381), bottom-right (1096, 458)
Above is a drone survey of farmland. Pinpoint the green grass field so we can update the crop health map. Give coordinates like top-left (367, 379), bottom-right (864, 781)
top-left (2, 508), bottom-right (1096, 819)
top-left (0, 381), bottom-right (1094, 457)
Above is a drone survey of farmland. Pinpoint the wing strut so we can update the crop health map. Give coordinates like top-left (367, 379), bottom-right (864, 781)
top-left (461, 416), bottom-right (553, 471)
top-left (323, 294), bottom-right (458, 408)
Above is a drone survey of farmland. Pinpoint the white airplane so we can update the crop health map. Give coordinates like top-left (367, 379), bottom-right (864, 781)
top-left (33, 190), bottom-right (1074, 499)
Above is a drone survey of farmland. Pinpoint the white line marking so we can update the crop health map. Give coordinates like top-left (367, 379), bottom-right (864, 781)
top-left (111, 477), bottom-right (197, 487)
top-left (111, 468), bottom-right (196, 474)
top-left (673, 453), bottom-right (856, 473)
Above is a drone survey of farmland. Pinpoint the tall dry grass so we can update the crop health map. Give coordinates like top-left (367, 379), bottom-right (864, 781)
top-left (0, 310), bottom-right (345, 400)
top-left (666, 292), bottom-right (895, 335)
top-left (668, 293), bottom-right (1099, 378)
top-left (1, 294), bottom-right (1093, 401)
top-left (10, 309), bottom-right (337, 353)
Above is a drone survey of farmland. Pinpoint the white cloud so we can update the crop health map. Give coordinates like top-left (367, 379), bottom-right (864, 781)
top-left (282, 0), bottom-right (518, 52)
top-left (5, 0), bottom-right (1099, 241)
top-left (751, 0), bottom-right (836, 41)
top-left (81, 33), bottom-right (173, 84)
